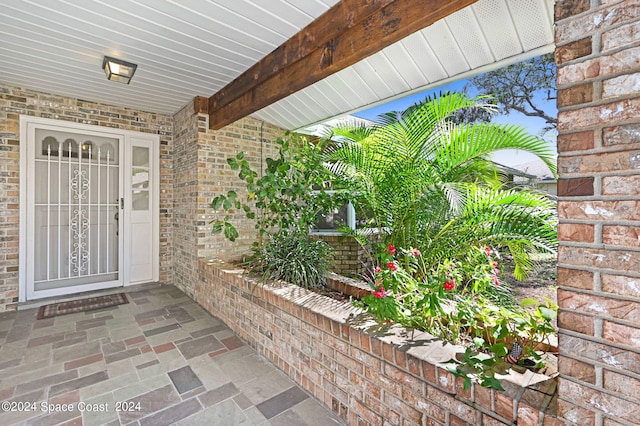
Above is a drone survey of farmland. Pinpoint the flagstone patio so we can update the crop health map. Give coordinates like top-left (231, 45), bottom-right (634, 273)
top-left (0, 284), bottom-right (344, 425)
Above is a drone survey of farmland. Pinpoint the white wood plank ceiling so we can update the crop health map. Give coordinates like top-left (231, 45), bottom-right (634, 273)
top-left (0, 0), bottom-right (554, 130)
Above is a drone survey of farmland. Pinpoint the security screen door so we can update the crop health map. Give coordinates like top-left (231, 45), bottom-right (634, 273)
top-left (21, 117), bottom-right (158, 300)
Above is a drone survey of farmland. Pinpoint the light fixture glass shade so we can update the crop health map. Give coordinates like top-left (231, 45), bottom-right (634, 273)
top-left (102, 56), bottom-right (137, 84)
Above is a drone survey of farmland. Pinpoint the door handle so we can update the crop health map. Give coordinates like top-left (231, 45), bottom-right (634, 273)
top-left (120, 197), bottom-right (124, 209)
top-left (114, 201), bottom-right (120, 237)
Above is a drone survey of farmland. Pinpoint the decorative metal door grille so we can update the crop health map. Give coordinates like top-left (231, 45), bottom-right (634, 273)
top-left (33, 129), bottom-right (120, 292)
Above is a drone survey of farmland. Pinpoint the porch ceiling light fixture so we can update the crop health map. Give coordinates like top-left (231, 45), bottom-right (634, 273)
top-left (102, 56), bottom-right (137, 84)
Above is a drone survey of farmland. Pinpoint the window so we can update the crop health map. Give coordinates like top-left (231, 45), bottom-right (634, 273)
top-left (310, 190), bottom-right (356, 235)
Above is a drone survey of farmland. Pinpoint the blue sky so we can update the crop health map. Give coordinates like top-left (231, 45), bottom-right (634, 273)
top-left (351, 78), bottom-right (557, 169)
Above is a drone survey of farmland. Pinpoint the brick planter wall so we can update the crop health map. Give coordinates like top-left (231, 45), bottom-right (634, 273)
top-left (312, 234), bottom-right (371, 278)
top-left (555, 1), bottom-right (640, 423)
top-left (197, 259), bottom-right (559, 426)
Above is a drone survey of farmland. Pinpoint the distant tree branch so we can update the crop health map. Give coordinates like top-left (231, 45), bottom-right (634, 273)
top-left (509, 104), bottom-right (557, 125)
top-left (467, 53), bottom-right (557, 129)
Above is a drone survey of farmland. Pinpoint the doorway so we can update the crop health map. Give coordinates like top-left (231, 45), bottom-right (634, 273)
top-left (19, 117), bottom-right (159, 301)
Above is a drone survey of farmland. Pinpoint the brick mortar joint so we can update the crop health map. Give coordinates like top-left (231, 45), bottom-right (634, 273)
top-left (558, 282), bottom-right (640, 303)
top-left (557, 195), bottom-right (640, 202)
top-left (557, 241), bottom-right (605, 250)
top-left (559, 242), bottom-right (640, 252)
top-left (558, 373), bottom-right (640, 406)
top-left (601, 243), bottom-right (640, 253)
top-left (556, 351), bottom-right (629, 374)
top-left (559, 329), bottom-right (640, 355)
top-left (558, 219), bottom-right (640, 227)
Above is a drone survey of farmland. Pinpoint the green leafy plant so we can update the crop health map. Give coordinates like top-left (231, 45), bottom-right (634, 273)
top-left (323, 92), bottom-right (558, 283)
top-left (358, 245), bottom-right (558, 390)
top-left (446, 295), bottom-right (557, 391)
top-left (248, 231), bottom-right (333, 289)
top-left (212, 134), bottom-right (348, 239)
top-left (357, 244), bottom-right (454, 332)
top-left (327, 93), bottom-right (558, 390)
top-left (211, 133), bottom-right (348, 287)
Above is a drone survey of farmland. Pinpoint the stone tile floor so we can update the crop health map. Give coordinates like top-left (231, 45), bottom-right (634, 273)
top-left (0, 285), bottom-right (345, 425)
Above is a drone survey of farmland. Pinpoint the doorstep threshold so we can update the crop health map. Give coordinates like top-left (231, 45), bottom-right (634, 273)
top-left (17, 282), bottom-right (163, 311)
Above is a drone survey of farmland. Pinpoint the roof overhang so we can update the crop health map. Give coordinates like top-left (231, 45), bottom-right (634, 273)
top-left (252, 0), bottom-right (555, 131)
top-left (0, 0), bottom-right (554, 130)
top-left (204, 0), bottom-right (479, 129)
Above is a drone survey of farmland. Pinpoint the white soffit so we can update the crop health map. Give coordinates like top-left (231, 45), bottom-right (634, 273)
top-left (0, 0), bottom-right (554, 130)
top-left (253, 0), bottom-right (555, 130)
top-left (0, 0), bottom-right (339, 116)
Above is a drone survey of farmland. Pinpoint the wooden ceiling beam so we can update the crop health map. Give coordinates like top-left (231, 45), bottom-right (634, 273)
top-left (208, 0), bottom-right (395, 115)
top-left (208, 0), bottom-right (477, 130)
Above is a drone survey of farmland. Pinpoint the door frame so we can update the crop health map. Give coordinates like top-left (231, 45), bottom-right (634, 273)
top-left (19, 116), bottom-right (160, 302)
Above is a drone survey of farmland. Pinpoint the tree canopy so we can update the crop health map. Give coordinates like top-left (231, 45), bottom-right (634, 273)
top-left (467, 53), bottom-right (556, 129)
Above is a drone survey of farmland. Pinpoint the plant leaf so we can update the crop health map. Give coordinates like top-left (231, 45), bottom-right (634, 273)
top-left (470, 352), bottom-right (493, 363)
top-left (481, 377), bottom-right (505, 391)
top-left (539, 306), bottom-right (557, 321)
top-left (520, 298), bottom-right (540, 307)
top-left (490, 343), bottom-right (508, 356)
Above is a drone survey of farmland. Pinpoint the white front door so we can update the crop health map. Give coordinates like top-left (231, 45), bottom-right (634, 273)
top-left (20, 117), bottom-right (159, 301)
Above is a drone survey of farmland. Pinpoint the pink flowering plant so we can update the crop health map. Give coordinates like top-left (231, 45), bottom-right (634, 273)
top-left (359, 244), bottom-right (465, 332)
top-left (358, 244), bottom-right (557, 390)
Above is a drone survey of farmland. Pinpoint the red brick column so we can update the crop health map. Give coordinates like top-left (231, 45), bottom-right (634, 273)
top-left (555, 0), bottom-right (640, 423)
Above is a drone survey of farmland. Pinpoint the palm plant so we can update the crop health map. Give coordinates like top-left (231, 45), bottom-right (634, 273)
top-left (323, 92), bottom-right (557, 282)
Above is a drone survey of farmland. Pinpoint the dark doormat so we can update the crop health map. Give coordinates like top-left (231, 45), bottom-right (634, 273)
top-left (37, 293), bottom-right (129, 319)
